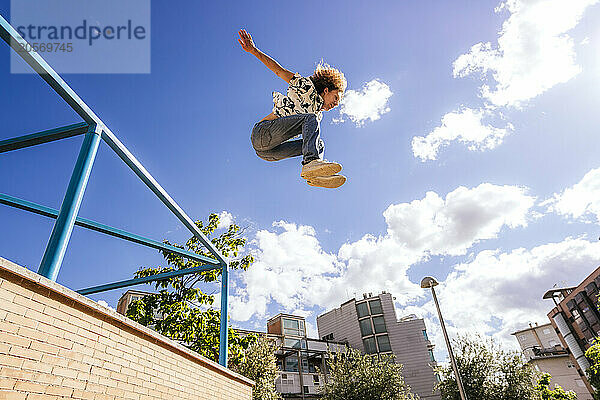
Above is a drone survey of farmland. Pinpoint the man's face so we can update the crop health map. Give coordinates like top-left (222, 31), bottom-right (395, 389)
top-left (321, 88), bottom-right (342, 111)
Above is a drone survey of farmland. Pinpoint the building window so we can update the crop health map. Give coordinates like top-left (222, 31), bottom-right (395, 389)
top-left (360, 319), bottom-right (373, 336)
top-left (304, 386), bottom-right (309, 394)
top-left (284, 338), bottom-right (306, 349)
top-left (313, 375), bottom-right (320, 384)
top-left (285, 356), bottom-right (298, 372)
top-left (363, 337), bottom-right (377, 354)
top-left (377, 335), bottom-right (392, 352)
top-left (519, 334), bottom-right (527, 342)
top-left (322, 333), bottom-right (334, 341)
top-left (422, 330), bottom-right (429, 340)
top-left (369, 299), bottom-right (383, 315)
top-left (566, 360), bottom-right (575, 369)
top-left (283, 318), bottom-right (304, 336)
top-left (543, 328), bottom-right (551, 335)
top-left (428, 349), bottom-right (435, 362)
top-left (373, 316), bottom-right (387, 333)
top-left (356, 302), bottom-right (369, 318)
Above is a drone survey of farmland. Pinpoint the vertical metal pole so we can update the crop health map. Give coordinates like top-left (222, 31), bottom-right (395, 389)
top-left (38, 125), bottom-right (102, 281)
top-left (430, 286), bottom-right (468, 400)
top-left (218, 262), bottom-right (229, 367)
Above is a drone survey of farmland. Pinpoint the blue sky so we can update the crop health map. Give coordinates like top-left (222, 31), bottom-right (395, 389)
top-left (1, 0), bottom-right (600, 361)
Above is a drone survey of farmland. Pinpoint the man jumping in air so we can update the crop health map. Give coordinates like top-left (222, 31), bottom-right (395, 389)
top-left (238, 29), bottom-right (348, 189)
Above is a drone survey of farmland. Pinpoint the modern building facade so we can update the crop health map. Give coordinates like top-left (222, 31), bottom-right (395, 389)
top-left (544, 265), bottom-right (600, 395)
top-left (238, 314), bottom-right (346, 399)
top-left (512, 322), bottom-right (592, 399)
top-left (316, 292), bottom-right (440, 399)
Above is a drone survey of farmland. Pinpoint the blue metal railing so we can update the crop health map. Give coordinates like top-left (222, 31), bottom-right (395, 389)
top-left (0, 14), bottom-right (230, 366)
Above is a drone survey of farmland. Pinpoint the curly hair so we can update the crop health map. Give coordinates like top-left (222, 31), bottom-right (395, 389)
top-left (309, 61), bottom-right (347, 95)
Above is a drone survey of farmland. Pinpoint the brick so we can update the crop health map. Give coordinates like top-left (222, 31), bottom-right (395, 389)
top-left (0, 299), bottom-right (27, 318)
top-left (0, 354), bottom-right (23, 369)
top-left (5, 313), bottom-right (37, 330)
top-left (13, 380), bottom-right (46, 393)
top-left (0, 390), bottom-right (26, 399)
top-left (18, 327), bottom-right (48, 343)
top-left (26, 395), bottom-right (62, 400)
top-left (29, 341), bottom-right (59, 356)
top-left (61, 378), bottom-right (86, 390)
top-left (77, 328), bottom-right (99, 342)
top-left (72, 389), bottom-right (95, 400)
top-left (21, 359), bottom-right (52, 374)
top-left (44, 385), bottom-right (73, 396)
top-left (9, 346), bottom-right (43, 361)
top-left (23, 309), bottom-right (53, 326)
top-left (0, 377), bottom-right (15, 390)
top-left (34, 373), bottom-right (63, 386)
top-left (0, 322), bottom-right (18, 335)
top-left (51, 366), bottom-right (78, 379)
top-left (40, 354), bottom-right (67, 368)
top-left (0, 332), bottom-right (31, 348)
top-left (66, 359), bottom-right (91, 373)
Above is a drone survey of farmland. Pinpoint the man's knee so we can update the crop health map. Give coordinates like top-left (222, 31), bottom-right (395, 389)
top-left (255, 150), bottom-right (279, 162)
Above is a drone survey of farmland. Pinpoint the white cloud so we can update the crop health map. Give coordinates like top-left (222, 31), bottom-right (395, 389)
top-left (412, 0), bottom-right (597, 161)
top-left (425, 237), bottom-right (600, 353)
top-left (453, 0), bottom-right (598, 107)
top-left (217, 211), bottom-right (234, 229)
top-left (334, 79), bottom-right (392, 126)
top-left (412, 107), bottom-right (513, 161)
top-left (543, 167), bottom-right (600, 223)
top-left (97, 300), bottom-right (115, 311)
top-left (230, 183), bottom-right (534, 323)
top-left (384, 183), bottom-right (535, 256)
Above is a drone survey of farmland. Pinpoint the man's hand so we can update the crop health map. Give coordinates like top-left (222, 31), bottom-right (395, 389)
top-left (238, 28), bottom-right (293, 83)
top-left (238, 29), bottom-right (257, 54)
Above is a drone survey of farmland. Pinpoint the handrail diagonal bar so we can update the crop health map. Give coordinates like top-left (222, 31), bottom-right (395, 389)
top-left (76, 264), bottom-right (219, 295)
top-left (0, 14), bottom-right (100, 124)
top-left (101, 128), bottom-right (228, 266)
top-left (0, 193), bottom-right (220, 266)
top-left (0, 123), bottom-right (89, 154)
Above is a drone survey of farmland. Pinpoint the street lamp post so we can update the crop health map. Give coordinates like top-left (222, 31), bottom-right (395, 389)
top-left (421, 276), bottom-right (468, 400)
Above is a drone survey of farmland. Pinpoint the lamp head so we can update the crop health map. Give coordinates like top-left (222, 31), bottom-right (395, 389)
top-left (420, 276), bottom-right (439, 289)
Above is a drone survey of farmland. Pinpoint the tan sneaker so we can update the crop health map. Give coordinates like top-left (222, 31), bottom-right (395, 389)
top-left (306, 175), bottom-right (346, 189)
top-left (300, 159), bottom-right (342, 179)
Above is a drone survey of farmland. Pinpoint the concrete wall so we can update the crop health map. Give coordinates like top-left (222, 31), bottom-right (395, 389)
top-left (380, 294), bottom-right (439, 400)
top-left (532, 357), bottom-right (592, 400)
top-left (0, 257), bottom-right (253, 400)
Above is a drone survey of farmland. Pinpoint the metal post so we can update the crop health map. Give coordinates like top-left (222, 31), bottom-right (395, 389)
top-left (430, 286), bottom-right (468, 400)
top-left (38, 125), bottom-right (102, 281)
top-left (218, 263), bottom-right (229, 367)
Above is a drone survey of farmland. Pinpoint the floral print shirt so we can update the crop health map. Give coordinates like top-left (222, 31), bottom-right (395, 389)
top-left (272, 73), bottom-right (324, 123)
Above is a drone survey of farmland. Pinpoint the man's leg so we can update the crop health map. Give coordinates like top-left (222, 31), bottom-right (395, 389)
top-left (251, 115), bottom-right (307, 157)
top-left (255, 140), bottom-right (302, 161)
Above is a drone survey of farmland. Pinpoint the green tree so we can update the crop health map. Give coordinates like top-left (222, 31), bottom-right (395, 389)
top-left (436, 335), bottom-right (539, 400)
top-left (437, 335), bottom-right (577, 400)
top-left (126, 213), bottom-right (255, 367)
top-left (585, 339), bottom-right (600, 399)
top-left (534, 373), bottom-right (577, 400)
top-left (232, 335), bottom-right (281, 400)
top-left (319, 347), bottom-right (416, 400)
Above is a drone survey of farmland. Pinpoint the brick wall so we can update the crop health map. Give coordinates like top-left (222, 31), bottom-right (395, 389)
top-left (0, 257), bottom-right (253, 400)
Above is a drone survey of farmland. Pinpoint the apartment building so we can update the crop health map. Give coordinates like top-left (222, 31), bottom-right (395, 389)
top-left (116, 289), bottom-right (153, 315)
top-left (544, 265), bottom-right (600, 395)
top-left (263, 314), bottom-right (345, 399)
top-left (316, 292), bottom-right (440, 399)
top-left (512, 322), bottom-right (592, 399)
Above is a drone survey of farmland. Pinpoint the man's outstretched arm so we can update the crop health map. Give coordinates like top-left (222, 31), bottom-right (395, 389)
top-left (238, 29), bottom-right (294, 83)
